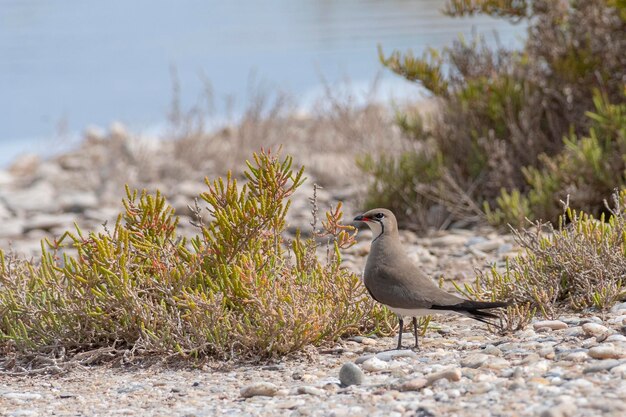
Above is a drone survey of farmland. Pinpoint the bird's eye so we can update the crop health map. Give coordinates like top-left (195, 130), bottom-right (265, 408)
top-left (375, 213), bottom-right (385, 219)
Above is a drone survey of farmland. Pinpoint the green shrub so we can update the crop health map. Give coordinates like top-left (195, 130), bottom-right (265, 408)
top-left (0, 150), bottom-right (392, 360)
top-left (365, 0), bottom-right (626, 229)
top-left (457, 190), bottom-right (626, 330)
top-left (490, 90), bottom-right (626, 226)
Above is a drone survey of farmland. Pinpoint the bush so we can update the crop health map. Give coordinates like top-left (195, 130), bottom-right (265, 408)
top-left (488, 90), bottom-right (626, 226)
top-left (365, 0), bottom-right (626, 229)
top-left (457, 190), bottom-right (626, 331)
top-left (0, 150), bottom-right (392, 361)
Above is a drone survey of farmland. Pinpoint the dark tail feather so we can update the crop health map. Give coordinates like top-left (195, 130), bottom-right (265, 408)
top-left (431, 299), bottom-right (511, 327)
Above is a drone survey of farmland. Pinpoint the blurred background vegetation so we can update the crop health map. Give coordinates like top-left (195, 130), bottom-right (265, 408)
top-left (362, 0), bottom-right (626, 230)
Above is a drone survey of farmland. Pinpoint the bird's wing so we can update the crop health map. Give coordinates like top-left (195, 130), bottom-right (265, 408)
top-left (365, 256), bottom-right (464, 310)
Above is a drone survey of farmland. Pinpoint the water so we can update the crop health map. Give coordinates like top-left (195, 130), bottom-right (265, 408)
top-left (0, 0), bottom-right (524, 166)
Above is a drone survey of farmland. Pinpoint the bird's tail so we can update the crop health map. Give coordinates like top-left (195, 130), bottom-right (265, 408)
top-left (432, 300), bottom-right (511, 327)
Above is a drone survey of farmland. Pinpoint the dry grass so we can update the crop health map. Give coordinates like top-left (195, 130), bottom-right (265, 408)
top-left (456, 190), bottom-right (626, 331)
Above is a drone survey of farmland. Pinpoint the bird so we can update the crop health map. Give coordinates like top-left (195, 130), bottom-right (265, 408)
top-left (354, 208), bottom-right (510, 350)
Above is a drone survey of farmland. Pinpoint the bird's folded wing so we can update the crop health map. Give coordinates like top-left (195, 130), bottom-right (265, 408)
top-left (366, 261), bottom-right (464, 310)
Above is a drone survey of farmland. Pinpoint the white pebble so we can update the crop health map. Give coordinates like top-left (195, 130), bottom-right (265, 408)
top-left (533, 320), bottom-right (568, 331)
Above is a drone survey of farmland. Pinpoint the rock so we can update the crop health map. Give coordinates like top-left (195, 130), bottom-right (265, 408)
top-left (606, 334), bottom-right (626, 343)
top-left (540, 402), bottom-right (577, 417)
top-left (23, 213), bottom-right (76, 232)
top-left (0, 170), bottom-right (13, 186)
top-left (339, 362), bottom-right (364, 386)
top-left (428, 235), bottom-right (468, 247)
top-left (8, 153), bottom-right (41, 177)
top-left (583, 359), bottom-right (623, 373)
top-left (3, 392), bottom-right (44, 401)
top-left (610, 301), bottom-right (626, 313)
top-left (538, 346), bottom-right (556, 359)
top-left (533, 320), bottom-right (568, 331)
top-left (588, 344), bottom-right (626, 359)
top-left (375, 349), bottom-right (417, 362)
top-left (483, 345), bottom-right (503, 356)
top-left (461, 353), bottom-right (489, 369)
top-left (354, 354), bottom-right (374, 364)
top-left (563, 326), bottom-right (585, 337)
top-left (563, 351), bottom-right (589, 362)
top-left (58, 192), bottom-right (99, 212)
top-left (426, 368), bottom-right (462, 385)
top-left (400, 377), bottom-right (428, 391)
top-left (2, 181), bottom-right (58, 214)
top-left (509, 378), bottom-right (526, 390)
top-left (610, 363), bottom-right (626, 377)
top-left (240, 382), bottom-right (279, 398)
top-left (361, 357), bottom-right (388, 372)
top-left (0, 220), bottom-right (24, 238)
top-left (296, 386), bottom-right (325, 396)
top-left (582, 322), bottom-right (610, 337)
top-left (470, 239), bottom-right (502, 252)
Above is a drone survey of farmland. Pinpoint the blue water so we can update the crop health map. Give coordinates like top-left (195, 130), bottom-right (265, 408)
top-left (0, 0), bottom-right (524, 166)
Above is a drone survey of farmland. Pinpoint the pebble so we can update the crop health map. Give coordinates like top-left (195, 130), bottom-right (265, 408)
top-left (426, 368), bottom-right (462, 385)
top-left (460, 353), bottom-right (489, 369)
top-left (582, 322), bottom-right (610, 337)
top-left (533, 320), bottom-right (568, 331)
top-left (610, 302), bottom-right (626, 313)
top-left (240, 382), bottom-right (279, 398)
top-left (588, 345), bottom-right (626, 360)
top-left (374, 349), bottom-right (417, 362)
top-left (540, 402), bottom-right (577, 417)
top-left (399, 377), bottom-right (428, 391)
top-left (3, 392), bottom-right (44, 401)
top-left (296, 386), bottom-right (326, 396)
top-left (583, 359), bottom-right (623, 373)
top-left (339, 362), bottom-right (364, 386)
top-left (361, 357), bottom-right (389, 372)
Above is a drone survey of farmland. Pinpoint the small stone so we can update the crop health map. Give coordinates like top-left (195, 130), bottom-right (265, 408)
top-left (0, 220), bottom-right (23, 238)
top-left (276, 399), bottom-right (305, 409)
top-left (426, 368), bottom-right (462, 385)
top-left (240, 382), bottom-right (279, 398)
top-left (509, 378), bottom-right (526, 390)
top-left (610, 363), bottom-right (626, 377)
top-left (58, 192), bottom-right (99, 212)
top-left (375, 349), bottom-right (417, 361)
top-left (468, 382), bottom-right (493, 394)
top-left (533, 320), bottom-right (568, 331)
top-left (539, 346), bottom-right (555, 359)
top-left (482, 357), bottom-right (511, 370)
top-left (461, 353), bottom-right (489, 369)
top-left (540, 402), bottom-right (577, 417)
top-left (583, 359), bottom-right (623, 373)
top-left (296, 386), bottom-right (325, 396)
top-left (563, 327), bottom-right (585, 337)
top-left (588, 345), bottom-right (626, 360)
top-left (339, 362), bottom-right (364, 386)
top-left (483, 345), bottom-right (503, 356)
top-left (582, 323), bottom-right (610, 337)
top-left (400, 377), bottom-right (428, 391)
top-left (361, 357), bottom-right (389, 372)
top-left (355, 354), bottom-right (374, 364)
top-left (429, 235), bottom-right (468, 247)
top-left (563, 350), bottom-right (589, 362)
top-left (471, 240), bottom-right (502, 252)
top-left (610, 301), bottom-right (626, 313)
top-left (3, 392), bottom-right (44, 401)
top-left (606, 334), bottom-right (626, 343)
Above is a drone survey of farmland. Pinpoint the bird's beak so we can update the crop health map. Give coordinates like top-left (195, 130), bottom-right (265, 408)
top-left (354, 215), bottom-right (369, 222)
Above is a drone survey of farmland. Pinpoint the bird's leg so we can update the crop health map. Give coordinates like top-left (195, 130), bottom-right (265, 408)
top-left (412, 317), bottom-right (420, 350)
top-left (396, 317), bottom-right (404, 350)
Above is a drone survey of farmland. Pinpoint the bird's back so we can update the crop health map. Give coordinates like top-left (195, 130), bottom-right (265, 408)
top-left (363, 235), bottom-right (463, 310)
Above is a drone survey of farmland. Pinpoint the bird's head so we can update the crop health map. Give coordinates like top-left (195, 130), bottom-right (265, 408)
top-left (354, 208), bottom-right (398, 239)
